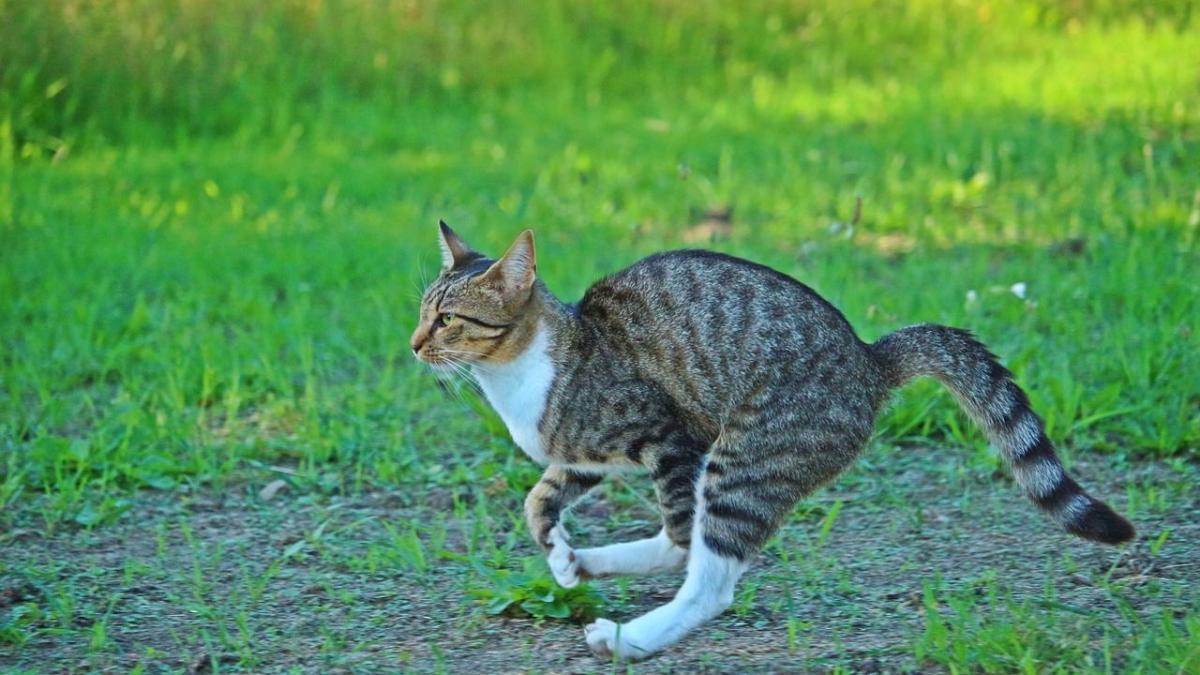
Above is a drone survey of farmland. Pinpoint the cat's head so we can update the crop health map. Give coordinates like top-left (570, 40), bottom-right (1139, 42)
top-left (411, 222), bottom-right (539, 366)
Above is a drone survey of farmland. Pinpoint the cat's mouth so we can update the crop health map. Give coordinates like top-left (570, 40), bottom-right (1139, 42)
top-left (417, 349), bottom-right (475, 368)
top-left (415, 350), bottom-right (446, 366)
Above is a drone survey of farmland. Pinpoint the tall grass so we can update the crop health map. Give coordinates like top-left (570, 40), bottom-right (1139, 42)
top-left (1, 0), bottom-right (1197, 523)
top-left (1, 0), bottom-right (1195, 145)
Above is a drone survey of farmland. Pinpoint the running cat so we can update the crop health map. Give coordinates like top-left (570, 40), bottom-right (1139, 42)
top-left (410, 222), bottom-right (1134, 660)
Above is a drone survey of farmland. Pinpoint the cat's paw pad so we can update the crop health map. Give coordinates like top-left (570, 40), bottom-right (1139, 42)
top-left (584, 618), bottom-right (618, 659)
top-left (585, 618), bottom-right (652, 661)
top-left (547, 526), bottom-right (581, 588)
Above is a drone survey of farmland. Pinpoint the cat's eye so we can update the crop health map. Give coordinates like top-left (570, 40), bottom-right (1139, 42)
top-left (439, 313), bottom-right (458, 327)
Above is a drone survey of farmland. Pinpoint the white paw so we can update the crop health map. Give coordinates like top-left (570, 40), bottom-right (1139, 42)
top-left (547, 525), bottom-right (581, 588)
top-left (584, 618), bottom-right (650, 661)
top-left (584, 618), bottom-right (618, 659)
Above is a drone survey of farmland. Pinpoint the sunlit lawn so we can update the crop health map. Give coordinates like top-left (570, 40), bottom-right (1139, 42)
top-left (1, 1), bottom-right (1197, 671)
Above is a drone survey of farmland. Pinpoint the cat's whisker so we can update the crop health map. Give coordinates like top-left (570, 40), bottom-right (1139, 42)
top-left (437, 351), bottom-right (491, 389)
top-left (422, 370), bottom-right (466, 405)
top-left (437, 355), bottom-right (485, 398)
top-left (449, 369), bottom-right (486, 399)
top-left (439, 357), bottom-right (470, 379)
top-left (432, 370), bottom-right (471, 406)
top-left (418, 256), bottom-right (430, 287)
top-left (438, 347), bottom-right (488, 358)
top-left (440, 354), bottom-right (486, 372)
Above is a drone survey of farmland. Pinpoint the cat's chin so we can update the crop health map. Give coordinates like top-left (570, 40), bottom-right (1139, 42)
top-left (427, 363), bottom-right (457, 378)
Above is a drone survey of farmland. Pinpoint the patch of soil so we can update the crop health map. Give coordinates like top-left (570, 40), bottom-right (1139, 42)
top-left (1, 447), bottom-right (1196, 673)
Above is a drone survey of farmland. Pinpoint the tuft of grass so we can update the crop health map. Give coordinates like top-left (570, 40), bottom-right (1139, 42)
top-left (467, 558), bottom-right (608, 622)
top-left (916, 575), bottom-right (1200, 673)
top-left (2, 1), bottom-right (1197, 148)
top-left (0, 602), bottom-right (41, 647)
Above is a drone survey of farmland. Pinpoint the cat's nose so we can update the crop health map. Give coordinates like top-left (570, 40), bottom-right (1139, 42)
top-left (410, 329), bottom-right (428, 356)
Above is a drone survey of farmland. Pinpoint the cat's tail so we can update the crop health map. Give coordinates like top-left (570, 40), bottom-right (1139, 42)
top-left (870, 324), bottom-right (1134, 545)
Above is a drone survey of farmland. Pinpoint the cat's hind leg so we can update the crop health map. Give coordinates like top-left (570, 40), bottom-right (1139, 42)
top-left (583, 387), bottom-right (864, 659)
top-left (583, 454), bottom-right (749, 660)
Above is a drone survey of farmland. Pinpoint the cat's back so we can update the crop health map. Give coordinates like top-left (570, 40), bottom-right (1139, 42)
top-left (576, 250), bottom-right (872, 390)
top-left (578, 249), bottom-right (856, 340)
top-left (569, 248), bottom-right (884, 438)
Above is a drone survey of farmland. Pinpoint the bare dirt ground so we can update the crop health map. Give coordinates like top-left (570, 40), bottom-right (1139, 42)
top-left (2, 446), bottom-right (1196, 674)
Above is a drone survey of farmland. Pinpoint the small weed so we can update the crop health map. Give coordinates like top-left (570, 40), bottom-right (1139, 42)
top-left (816, 499), bottom-right (844, 548)
top-left (0, 603), bottom-right (42, 646)
top-left (379, 521), bottom-right (427, 573)
top-left (467, 559), bottom-right (607, 622)
top-left (1149, 529), bottom-right (1172, 557)
top-left (732, 578), bottom-right (760, 618)
top-left (786, 617), bottom-right (811, 653)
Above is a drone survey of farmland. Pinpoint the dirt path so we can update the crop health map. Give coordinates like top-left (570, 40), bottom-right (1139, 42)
top-left (3, 447), bottom-right (1196, 673)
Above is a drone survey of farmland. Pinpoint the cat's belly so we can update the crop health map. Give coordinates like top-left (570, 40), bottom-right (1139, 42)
top-left (509, 423), bottom-right (549, 465)
top-left (556, 460), bottom-right (644, 475)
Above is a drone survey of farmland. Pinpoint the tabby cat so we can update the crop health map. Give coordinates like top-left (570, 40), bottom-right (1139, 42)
top-left (411, 222), bottom-right (1134, 660)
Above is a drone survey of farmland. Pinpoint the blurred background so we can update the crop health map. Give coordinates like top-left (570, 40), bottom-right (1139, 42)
top-left (3, 1), bottom-right (1197, 147)
top-left (3, 0), bottom-right (1195, 471)
top-left (0, 2), bottom-right (1198, 670)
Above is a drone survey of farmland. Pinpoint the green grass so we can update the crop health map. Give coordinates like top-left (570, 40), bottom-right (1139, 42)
top-left (1, 0), bottom-right (1198, 671)
top-left (915, 560), bottom-right (1200, 673)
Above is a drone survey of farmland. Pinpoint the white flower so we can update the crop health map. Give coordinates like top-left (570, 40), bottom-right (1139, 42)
top-left (1010, 282), bottom-right (1027, 299)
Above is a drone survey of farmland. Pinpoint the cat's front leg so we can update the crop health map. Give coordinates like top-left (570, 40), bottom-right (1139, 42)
top-left (573, 529), bottom-right (687, 577)
top-left (524, 466), bottom-right (603, 588)
top-left (562, 437), bottom-right (698, 582)
top-left (552, 528), bottom-right (689, 587)
top-left (545, 524), bottom-right (585, 588)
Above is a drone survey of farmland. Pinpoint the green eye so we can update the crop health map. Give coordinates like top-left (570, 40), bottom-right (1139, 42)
top-left (440, 313), bottom-right (458, 326)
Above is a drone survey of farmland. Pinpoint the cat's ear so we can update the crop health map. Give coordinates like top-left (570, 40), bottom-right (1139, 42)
top-left (438, 220), bottom-right (474, 270)
top-left (482, 229), bottom-right (536, 295)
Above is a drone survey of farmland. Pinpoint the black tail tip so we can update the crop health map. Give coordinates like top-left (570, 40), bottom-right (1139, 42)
top-left (1067, 501), bottom-right (1136, 545)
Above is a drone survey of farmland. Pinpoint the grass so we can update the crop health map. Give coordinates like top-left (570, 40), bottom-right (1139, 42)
top-left (917, 575), bottom-right (1200, 673)
top-left (1, 0), bottom-right (1199, 671)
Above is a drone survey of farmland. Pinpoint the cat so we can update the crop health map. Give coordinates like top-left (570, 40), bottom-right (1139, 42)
top-left (410, 222), bottom-right (1134, 660)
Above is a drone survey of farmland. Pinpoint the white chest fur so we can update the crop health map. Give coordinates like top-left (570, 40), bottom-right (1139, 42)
top-left (472, 327), bottom-right (554, 465)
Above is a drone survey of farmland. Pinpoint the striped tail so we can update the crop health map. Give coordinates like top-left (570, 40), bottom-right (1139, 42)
top-left (871, 324), bottom-right (1134, 544)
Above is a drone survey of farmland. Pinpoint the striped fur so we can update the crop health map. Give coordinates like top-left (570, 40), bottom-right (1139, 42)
top-left (413, 226), bottom-right (1134, 659)
top-left (871, 325), bottom-right (1134, 544)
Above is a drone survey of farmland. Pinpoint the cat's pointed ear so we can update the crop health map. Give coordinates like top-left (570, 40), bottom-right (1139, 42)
top-left (482, 229), bottom-right (536, 295)
top-left (438, 220), bottom-right (474, 270)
